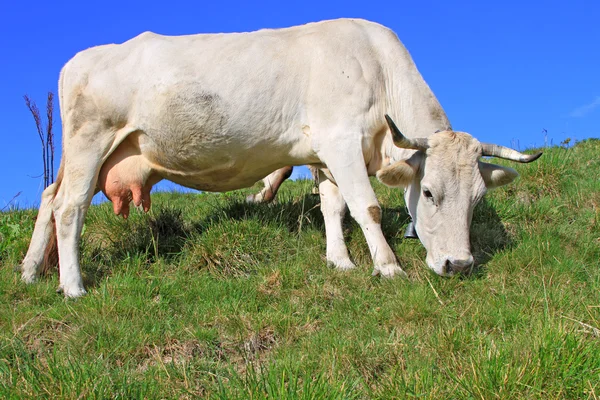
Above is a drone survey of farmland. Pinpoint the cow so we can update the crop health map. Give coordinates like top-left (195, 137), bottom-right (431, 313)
top-left (18, 18), bottom-right (541, 297)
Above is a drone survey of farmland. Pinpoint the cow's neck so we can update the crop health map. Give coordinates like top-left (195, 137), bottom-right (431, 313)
top-left (382, 54), bottom-right (451, 164)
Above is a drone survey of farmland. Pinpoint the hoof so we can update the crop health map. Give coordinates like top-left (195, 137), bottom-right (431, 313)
top-left (21, 271), bottom-right (38, 284)
top-left (372, 264), bottom-right (407, 278)
top-left (57, 285), bottom-right (87, 298)
top-left (327, 258), bottom-right (356, 271)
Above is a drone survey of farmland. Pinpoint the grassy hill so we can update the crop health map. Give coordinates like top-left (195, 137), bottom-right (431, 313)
top-left (1, 139), bottom-right (599, 399)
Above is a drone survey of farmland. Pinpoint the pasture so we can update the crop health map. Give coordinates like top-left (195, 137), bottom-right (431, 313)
top-left (1, 139), bottom-right (599, 398)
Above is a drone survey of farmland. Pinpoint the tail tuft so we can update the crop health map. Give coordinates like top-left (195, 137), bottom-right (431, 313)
top-left (41, 216), bottom-right (59, 276)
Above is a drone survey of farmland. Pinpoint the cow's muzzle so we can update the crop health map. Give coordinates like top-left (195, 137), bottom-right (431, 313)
top-left (443, 256), bottom-right (474, 275)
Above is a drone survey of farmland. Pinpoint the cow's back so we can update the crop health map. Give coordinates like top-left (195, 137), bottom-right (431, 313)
top-left (60, 19), bottom-right (398, 132)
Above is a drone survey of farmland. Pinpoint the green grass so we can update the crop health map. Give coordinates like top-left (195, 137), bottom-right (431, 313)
top-left (1, 139), bottom-right (599, 399)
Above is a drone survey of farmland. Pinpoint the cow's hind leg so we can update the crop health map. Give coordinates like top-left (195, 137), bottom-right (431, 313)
top-left (247, 166), bottom-right (294, 203)
top-left (316, 131), bottom-right (406, 277)
top-left (20, 180), bottom-right (60, 283)
top-left (52, 124), bottom-right (120, 297)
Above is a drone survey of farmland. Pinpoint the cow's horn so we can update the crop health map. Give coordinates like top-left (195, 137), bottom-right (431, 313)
top-left (385, 114), bottom-right (429, 151)
top-left (481, 143), bottom-right (543, 163)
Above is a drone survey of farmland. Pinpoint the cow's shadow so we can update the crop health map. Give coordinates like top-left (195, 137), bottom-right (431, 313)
top-left (213, 195), bottom-right (514, 276)
top-left (468, 198), bottom-right (514, 276)
top-left (81, 192), bottom-right (512, 286)
top-left (81, 205), bottom-right (191, 284)
top-left (195, 192), bottom-right (326, 233)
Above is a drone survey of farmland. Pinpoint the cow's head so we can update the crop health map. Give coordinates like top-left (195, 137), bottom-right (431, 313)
top-left (377, 115), bottom-right (541, 276)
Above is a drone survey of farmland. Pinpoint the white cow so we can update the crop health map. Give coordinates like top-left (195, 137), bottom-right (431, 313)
top-left (19, 19), bottom-right (541, 297)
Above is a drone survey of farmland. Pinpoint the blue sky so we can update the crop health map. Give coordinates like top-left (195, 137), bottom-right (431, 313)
top-left (1, 0), bottom-right (598, 209)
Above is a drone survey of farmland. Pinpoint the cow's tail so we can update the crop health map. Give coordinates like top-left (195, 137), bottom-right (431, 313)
top-left (40, 164), bottom-right (63, 276)
top-left (40, 66), bottom-right (67, 276)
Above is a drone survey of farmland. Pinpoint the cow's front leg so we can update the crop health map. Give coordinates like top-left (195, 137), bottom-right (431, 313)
top-left (317, 141), bottom-right (406, 278)
top-left (51, 120), bottom-right (116, 297)
top-left (318, 171), bottom-right (355, 270)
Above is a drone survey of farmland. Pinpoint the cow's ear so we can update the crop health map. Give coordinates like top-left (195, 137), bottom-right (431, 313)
top-left (376, 161), bottom-right (415, 187)
top-left (377, 153), bottom-right (422, 188)
top-left (479, 161), bottom-right (518, 189)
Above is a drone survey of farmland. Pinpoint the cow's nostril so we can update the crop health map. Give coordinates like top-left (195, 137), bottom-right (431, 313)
top-left (448, 258), bottom-right (474, 274)
top-left (444, 259), bottom-right (453, 274)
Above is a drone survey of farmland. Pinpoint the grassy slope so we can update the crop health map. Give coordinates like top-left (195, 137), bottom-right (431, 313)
top-left (0, 139), bottom-right (599, 399)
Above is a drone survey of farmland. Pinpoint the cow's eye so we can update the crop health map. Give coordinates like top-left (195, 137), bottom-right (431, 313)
top-left (423, 189), bottom-right (434, 201)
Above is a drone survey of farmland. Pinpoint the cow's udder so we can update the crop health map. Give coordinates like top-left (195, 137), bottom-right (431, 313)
top-left (97, 136), bottom-right (159, 218)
